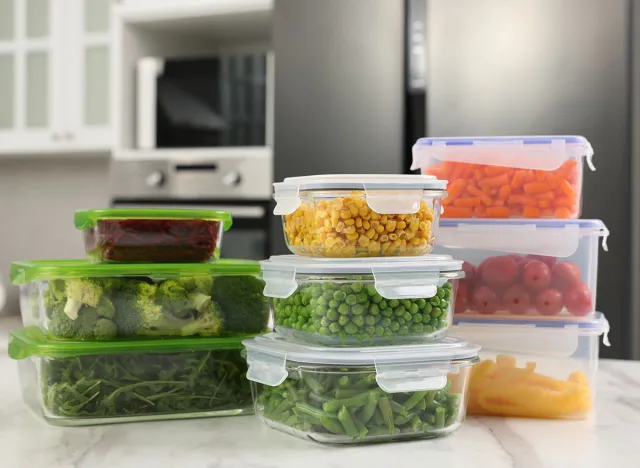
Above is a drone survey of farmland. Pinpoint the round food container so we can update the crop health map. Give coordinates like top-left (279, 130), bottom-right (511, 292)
top-left (261, 255), bottom-right (464, 346)
top-left (75, 208), bottom-right (233, 263)
top-left (244, 333), bottom-right (480, 445)
top-left (273, 175), bottom-right (448, 257)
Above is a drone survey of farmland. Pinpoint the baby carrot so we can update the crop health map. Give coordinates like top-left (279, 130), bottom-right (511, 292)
top-left (442, 206), bottom-right (473, 218)
top-left (449, 163), bottom-right (465, 181)
top-left (523, 182), bottom-right (553, 195)
top-left (478, 173), bottom-right (510, 188)
top-left (466, 185), bottom-right (493, 206)
top-left (525, 170), bottom-right (536, 183)
top-left (486, 206), bottom-right (510, 218)
top-left (541, 208), bottom-right (555, 217)
top-left (535, 170), bottom-right (547, 182)
top-left (538, 199), bottom-right (551, 208)
top-left (474, 205), bottom-right (487, 217)
top-left (554, 197), bottom-right (575, 208)
top-left (498, 185), bottom-right (512, 198)
top-left (453, 197), bottom-right (481, 208)
top-left (555, 206), bottom-right (571, 218)
top-left (523, 206), bottom-right (541, 218)
top-left (444, 179), bottom-right (466, 204)
top-left (473, 169), bottom-right (484, 180)
top-left (493, 198), bottom-right (506, 207)
top-left (484, 166), bottom-right (512, 176)
top-left (559, 179), bottom-right (576, 198)
top-left (511, 170), bottom-right (527, 189)
top-left (507, 195), bottom-right (538, 207)
top-left (535, 192), bottom-right (555, 200)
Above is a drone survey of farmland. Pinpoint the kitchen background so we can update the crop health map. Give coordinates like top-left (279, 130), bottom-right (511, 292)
top-left (0, 0), bottom-right (638, 360)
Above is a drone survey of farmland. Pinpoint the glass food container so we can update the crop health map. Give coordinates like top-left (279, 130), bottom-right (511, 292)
top-left (8, 327), bottom-right (254, 426)
top-left (451, 313), bottom-right (610, 419)
top-left (11, 259), bottom-right (269, 341)
top-left (244, 333), bottom-right (479, 444)
top-left (273, 174), bottom-right (448, 257)
top-left (75, 208), bottom-right (233, 263)
top-left (411, 136), bottom-right (595, 219)
top-left (261, 255), bottom-right (464, 346)
top-left (433, 219), bottom-right (608, 320)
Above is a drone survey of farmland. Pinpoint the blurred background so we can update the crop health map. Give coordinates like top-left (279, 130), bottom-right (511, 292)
top-left (0, 0), bottom-right (637, 359)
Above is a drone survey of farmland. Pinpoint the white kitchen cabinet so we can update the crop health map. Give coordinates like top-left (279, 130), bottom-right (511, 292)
top-left (0, 0), bottom-right (112, 155)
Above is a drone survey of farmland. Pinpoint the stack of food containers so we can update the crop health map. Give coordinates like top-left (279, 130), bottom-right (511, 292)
top-left (8, 209), bottom-right (270, 426)
top-left (244, 175), bottom-right (481, 444)
top-left (411, 136), bottom-right (610, 419)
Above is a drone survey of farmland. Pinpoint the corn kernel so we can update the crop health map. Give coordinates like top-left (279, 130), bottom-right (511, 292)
top-left (365, 228), bottom-right (376, 239)
top-left (344, 225), bottom-right (356, 235)
top-left (409, 218), bottom-right (420, 232)
top-left (362, 220), bottom-right (370, 230)
top-left (336, 221), bottom-right (345, 233)
top-left (389, 233), bottom-right (398, 241)
top-left (385, 220), bottom-right (397, 232)
top-left (342, 246), bottom-right (357, 256)
top-left (381, 215), bottom-right (388, 224)
top-left (325, 237), bottom-right (336, 249)
top-left (349, 204), bottom-right (359, 217)
top-left (375, 224), bottom-right (385, 234)
top-left (355, 218), bottom-right (363, 228)
top-left (344, 218), bottom-right (355, 226)
top-left (358, 235), bottom-right (370, 247)
top-left (379, 234), bottom-right (389, 243)
top-left (346, 232), bottom-right (359, 241)
top-left (397, 220), bottom-right (406, 230)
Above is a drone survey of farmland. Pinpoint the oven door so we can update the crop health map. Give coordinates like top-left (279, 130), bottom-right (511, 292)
top-left (110, 201), bottom-right (271, 260)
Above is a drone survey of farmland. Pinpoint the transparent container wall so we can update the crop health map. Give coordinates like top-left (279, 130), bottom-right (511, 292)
top-left (455, 331), bottom-right (600, 419)
top-left (423, 159), bottom-right (583, 219)
top-left (20, 274), bottom-right (269, 341)
top-left (273, 275), bottom-right (458, 346)
top-left (19, 349), bottom-right (253, 426)
top-left (82, 219), bottom-right (225, 263)
top-left (282, 191), bottom-right (442, 257)
top-left (251, 362), bottom-right (473, 444)
top-left (434, 235), bottom-right (599, 319)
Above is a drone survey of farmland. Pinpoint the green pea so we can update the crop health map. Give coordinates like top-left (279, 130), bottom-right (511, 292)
top-left (438, 318), bottom-right (448, 329)
top-left (321, 317), bottom-right (331, 327)
top-left (351, 282), bottom-right (364, 293)
top-left (366, 284), bottom-right (378, 296)
top-left (364, 315), bottom-right (377, 326)
top-left (317, 296), bottom-right (329, 306)
top-left (430, 317), bottom-right (440, 327)
top-left (351, 304), bottom-right (364, 315)
top-left (327, 309), bottom-right (339, 321)
top-left (329, 322), bottom-right (341, 333)
top-left (309, 298), bottom-right (317, 308)
top-left (388, 299), bottom-right (400, 309)
top-left (398, 326), bottom-right (409, 336)
top-left (437, 288), bottom-right (446, 299)
top-left (401, 299), bottom-right (412, 309)
top-left (375, 325), bottom-right (385, 336)
top-left (365, 326), bottom-right (376, 335)
top-left (324, 290), bottom-right (335, 301)
top-left (397, 318), bottom-right (406, 326)
top-left (403, 311), bottom-right (412, 322)
top-left (430, 296), bottom-right (441, 306)
top-left (443, 281), bottom-right (452, 290)
top-left (424, 302), bottom-right (433, 313)
top-left (344, 322), bottom-right (359, 335)
top-left (426, 325), bottom-right (435, 333)
top-left (356, 292), bottom-right (368, 303)
top-left (352, 315), bottom-right (365, 327)
top-left (409, 303), bottom-right (420, 314)
top-left (411, 323), bottom-right (424, 333)
top-left (340, 285), bottom-right (352, 294)
top-left (371, 294), bottom-right (383, 304)
top-left (346, 294), bottom-right (358, 305)
top-left (312, 286), bottom-right (323, 297)
top-left (443, 289), bottom-right (451, 300)
top-left (394, 306), bottom-right (406, 317)
top-left (315, 305), bottom-right (327, 316)
top-left (416, 298), bottom-right (427, 309)
top-left (338, 304), bottom-right (350, 315)
top-left (390, 321), bottom-right (400, 332)
top-left (379, 299), bottom-right (388, 310)
top-left (338, 315), bottom-right (350, 326)
top-left (431, 307), bottom-right (442, 318)
top-left (301, 295), bottom-right (310, 306)
top-left (381, 308), bottom-right (393, 318)
top-left (333, 290), bottom-right (346, 301)
top-left (329, 300), bottom-right (339, 309)
top-left (381, 317), bottom-right (391, 328)
top-left (413, 314), bottom-right (423, 323)
top-left (370, 304), bottom-right (380, 316)
top-left (319, 326), bottom-right (330, 335)
top-left (301, 324), bottom-right (309, 331)
top-left (321, 283), bottom-right (333, 291)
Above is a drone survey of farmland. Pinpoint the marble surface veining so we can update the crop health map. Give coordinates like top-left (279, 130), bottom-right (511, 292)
top-left (0, 316), bottom-right (639, 468)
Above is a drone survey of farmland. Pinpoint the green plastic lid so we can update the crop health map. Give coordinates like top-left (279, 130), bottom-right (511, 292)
top-left (10, 259), bottom-right (261, 285)
top-left (74, 208), bottom-right (233, 231)
top-left (8, 326), bottom-right (247, 360)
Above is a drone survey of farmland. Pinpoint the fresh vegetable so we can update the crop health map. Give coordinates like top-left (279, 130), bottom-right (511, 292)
top-left (535, 289), bottom-right (564, 316)
top-left (480, 256), bottom-right (519, 288)
top-left (472, 286), bottom-right (498, 315)
top-left (42, 349), bottom-right (252, 419)
top-left (273, 280), bottom-right (453, 345)
top-left (551, 262), bottom-right (582, 291)
top-left (563, 283), bottom-right (593, 317)
top-left (86, 218), bottom-right (223, 263)
top-left (467, 356), bottom-right (593, 418)
top-left (283, 193), bottom-right (436, 257)
top-left (425, 160), bottom-right (580, 218)
top-left (45, 275), bottom-right (268, 339)
top-left (502, 284), bottom-right (531, 315)
top-left (256, 367), bottom-right (464, 440)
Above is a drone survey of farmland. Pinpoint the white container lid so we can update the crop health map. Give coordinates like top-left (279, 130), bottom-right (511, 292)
top-left (452, 312), bottom-right (610, 358)
top-left (411, 135), bottom-right (595, 172)
top-left (273, 174), bottom-right (448, 215)
top-left (244, 333), bottom-right (480, 393)
top-left (260, 255), bottom-right (464, 299)
top-left (435, 218), bottom-right (609, 257)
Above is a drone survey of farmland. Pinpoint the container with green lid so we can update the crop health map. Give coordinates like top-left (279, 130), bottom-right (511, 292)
top-left (74, 208), bottom-right (233, 263)
top-left (8, 327), bottom-right (253, 426)
top-left (11, 259), bottom-right (269, 341)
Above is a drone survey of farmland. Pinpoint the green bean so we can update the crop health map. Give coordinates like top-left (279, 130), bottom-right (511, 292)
top-left (403, 390), bottom-right (429, 411)
top-left (435, 407), bottom-right (446, 429)
top-left (349, 408), bottom-right (368, 438)
top-left (323, 391), bottom-right (374, 412)
top-left (377, 396), bottom-right (395, 434)
top-left (359, 391), bottom-right (380, 424)
top-left (293, 408), bottom-right (323, 427)
top-left (389, 399), bottom-right (408, 415)
top-left (335, 387), bottom-right (363, 399)
top-left (309, 392), bottom-right (331, 405)
top-left (272, 398), bottom-right (293, 417)
top-left (303, 375), bottom-right (324, 394)
top-left (338, 406), bottom-right (360, 438)
top-left (295, 401), bottom-right (338, 421)
top-left (321, 415), bottom-right (346, 435)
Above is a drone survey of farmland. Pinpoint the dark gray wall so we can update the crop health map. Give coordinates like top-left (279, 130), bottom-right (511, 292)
top-left (272, 0), bottom-right (405, 254)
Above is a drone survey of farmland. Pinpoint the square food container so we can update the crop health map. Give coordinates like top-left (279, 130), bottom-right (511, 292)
top-left (261, 255), bottom-right (464, 346)
top-left (411, 136), bottom-right (595, 219)
top-left (273, 174), bottom-right (448, 257)
top-left (244, 333), bottom-right (480, 444)
top-left (8, 327), bottom-right (254, 426)
top-left (451, 313), bottom-right (610, 419)
top-left (11, 259), bottom-right (269, 341)
top-left (75, 208), bottom-right (232, 263)
top-left (433, 219), bottom-right (608, 320)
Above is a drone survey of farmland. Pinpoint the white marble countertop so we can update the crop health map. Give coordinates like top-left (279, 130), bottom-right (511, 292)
top-left (1, 317), bottom-right (639, 468)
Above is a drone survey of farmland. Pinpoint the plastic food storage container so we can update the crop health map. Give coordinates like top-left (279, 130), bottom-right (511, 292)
top-left (75, 208), bottom-right (233, 263)
top-left (244, 333), bottom-right (479, 444)
top-left (11, 259), bottom-right (269, 341)
top-left (433, 219), bottom-right (608, 320)
top-left (451, 313), bottom-right (609, 419)
top-left (8, 327), bottom-right (253, 426)
top-left (411, 136), bottom-right (595, 219)
top-left (273, 175), bottom-right (447, 257)
top-left (261, 255), bottom-right (464, 346)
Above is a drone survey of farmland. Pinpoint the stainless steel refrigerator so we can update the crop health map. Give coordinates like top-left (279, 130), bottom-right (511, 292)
top-left (272, 0), bottom-right (637, 359)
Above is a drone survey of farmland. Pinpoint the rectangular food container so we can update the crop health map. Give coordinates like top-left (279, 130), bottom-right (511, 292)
top-left (261, 255), bottom-right (463, 346)
top-left (273, 174), bottom-right (448, 257)
top-left (451, 313), bottom-right (609, 419)
top-left (75, 208), bottom-right (232, 263)
top-left (433, 219), bottom-right (608, 320)
top-left (244, 333), bottom-right (479, 444)
top-left (411, 136), bottom-right (595, 219)
top-left (12, 259), bottom-right (269, 341)
top-left (8, 327), bottom-right (254, 426)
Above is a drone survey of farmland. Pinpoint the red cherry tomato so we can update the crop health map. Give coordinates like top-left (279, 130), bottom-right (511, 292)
top-left (536, 289), bottom-right (564, 316)
top-left (455, 281), bottom-right (472, 313)
top-left (551, 262), bottom-right (582, 292)
top-left (525, 255), bottom-right (557, 269)
top-left (472, 286), bottom-right (499, 315)
top-left (522, 260), bottom-right (552, 293)
top-left (461, 262), bottom-right (477, 283)
top-left (506, 254), bottom-right (523, 262)
top-left (480, 256), bottom-right (519, 288)
top-left (502, 284), bottom-right (532, 315)
top-left (564, 283), bottom-right (593, 317)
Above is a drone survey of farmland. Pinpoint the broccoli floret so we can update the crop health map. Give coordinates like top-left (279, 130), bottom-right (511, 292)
top-left (177, 276), bottom-right (214, 294)
top-left (156, 280), bottom-right (190, 315)
top-left (74, 308), bottom-right (100, 340)
top-left (93, 296), bottom-right (115, 319)
top-left (48, 280), bottom-right (67, 302)
top-left (64, 278), bottom-right (103, 320)
top-left (94, 318), bottom-right (118, 340)
top-left (112, 281), bottom-right (160, 336)
top-left (177, 300), bottom-right (224, 337)
top-left (211, 276), bottom-right (269, 334)
top-left (48, 303), bottom-right (76, 339)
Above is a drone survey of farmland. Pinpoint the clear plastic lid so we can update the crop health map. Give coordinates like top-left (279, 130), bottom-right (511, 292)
top-left (273, 174), bottom-right (448, 215)
top-left (243, 333), bottom-right (480, 392)
top-left (260, 255), bottom-right (464, 299)
top-left (435, 219), bottom-right (609, 257)
top-left (75, 208), bottom-right (233, 231)
top-left (452, 312), bottom-right (610, 357)
top-left (411, 135), bottom-right (595, 172)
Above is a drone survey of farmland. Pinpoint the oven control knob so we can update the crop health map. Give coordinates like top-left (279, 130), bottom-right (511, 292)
top-left (223, 171), bottom-right (242, 187)
top-left (146, 170), bottom-right (165, 188)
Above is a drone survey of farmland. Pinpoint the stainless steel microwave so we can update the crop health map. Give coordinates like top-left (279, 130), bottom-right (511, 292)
top-left (136, 52), bottom-right (273, 150)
